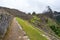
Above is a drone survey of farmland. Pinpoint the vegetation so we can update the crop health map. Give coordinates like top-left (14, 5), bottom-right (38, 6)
top-left (50, 25), bottom-right (60, 37)
top-left (32, 12), bottom-right (36, 15)
top-left (16, 17), bottom-right (48, 40)
top-left (0, 6), bottom-right (60, 40)
top-left (30, 16), bottom-right (41, 23)
top-left (47, 18), bottom-right (57, 26)
top-left (56, 16), bottom-right (60, 24)
top-left (30, 15), bottom-right (60, 37)
top-left (47, 18), bottom-right (60, 37)
top-left (28, 13), bottom-right (31, 15)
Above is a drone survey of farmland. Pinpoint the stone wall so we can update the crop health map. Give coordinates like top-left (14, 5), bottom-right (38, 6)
top-left (0, 11), bottom-right (13, 39)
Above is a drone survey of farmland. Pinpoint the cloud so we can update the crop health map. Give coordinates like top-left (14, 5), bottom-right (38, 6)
top-left (0, 0), bottom-right (60, 13)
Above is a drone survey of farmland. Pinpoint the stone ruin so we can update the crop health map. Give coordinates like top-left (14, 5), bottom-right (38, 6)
top-left (0, 9), bottom-right (13, 39)
top-left (0, 7), bottom-right (33, 40)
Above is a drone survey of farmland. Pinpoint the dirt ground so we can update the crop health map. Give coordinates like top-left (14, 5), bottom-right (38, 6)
top-left (3, 18), bottom-right (30, 40)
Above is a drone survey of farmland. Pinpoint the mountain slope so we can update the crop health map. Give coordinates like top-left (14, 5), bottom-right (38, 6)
top-left (0, 6), bottom-right (33, 20)
top-left (16, 17), bottom-right (48, 40)
top-left (0, 6), bottom-right (60, 40)
top-left (29, 15), bottom-right (60, 40)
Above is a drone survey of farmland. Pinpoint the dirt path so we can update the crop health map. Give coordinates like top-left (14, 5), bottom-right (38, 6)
top-left (3, 18), bottom-right (30, 40)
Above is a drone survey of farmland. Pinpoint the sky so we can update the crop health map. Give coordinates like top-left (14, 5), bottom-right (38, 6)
top-left (0, 0), bottom-right (60, 13)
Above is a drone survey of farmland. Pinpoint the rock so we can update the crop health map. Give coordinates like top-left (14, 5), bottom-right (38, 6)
top-left (0, 13), bottom-right (13, 39)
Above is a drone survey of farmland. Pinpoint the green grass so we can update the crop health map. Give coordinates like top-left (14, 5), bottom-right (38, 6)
top-left (16, 17), bottom-right (48, 40)
top-left (50, 25), bottom-right (60, 37)
top-left (30, 16), bottom-right (41, 23)
top-left (47, 18), bottom-right (57, 26)
top-left (46, 18), bottom-right (60, 37)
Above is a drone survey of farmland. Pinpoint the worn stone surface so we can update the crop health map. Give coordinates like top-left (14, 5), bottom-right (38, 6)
top-left (3, 18), bottom-right (30, 40)
top-left (0, 12), bottom-right (13, 39)
top-left (0, 7), bottom-right (32, 40)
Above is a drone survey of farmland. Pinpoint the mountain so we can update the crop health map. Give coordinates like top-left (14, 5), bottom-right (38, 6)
top-left (0, 6), bottom-right (33, 39)
top-left (0, 6), bottom-right (60, 40)
top-left (30, 11), bottom-right (60, 40)
top-left (0, 6), bottom-right (33, 20)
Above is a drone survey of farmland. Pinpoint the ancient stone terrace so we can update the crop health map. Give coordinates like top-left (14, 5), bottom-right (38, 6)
top-left (0, 12), bottom-right (13, 39)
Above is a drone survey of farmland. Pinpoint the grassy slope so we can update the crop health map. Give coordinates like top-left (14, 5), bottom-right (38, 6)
top-left (16, 17), bottom-right (48, 40)
top-left (30, 15), bottom-right (60, 37)
top-left (47, 18), bottom-right (60, 37)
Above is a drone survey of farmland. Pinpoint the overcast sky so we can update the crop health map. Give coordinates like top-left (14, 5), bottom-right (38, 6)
top-left (0, 0), bottom-right (60, 13)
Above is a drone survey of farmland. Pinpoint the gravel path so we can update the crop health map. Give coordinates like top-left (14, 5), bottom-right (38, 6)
top-left (3, 18), bottom-right (30, 40)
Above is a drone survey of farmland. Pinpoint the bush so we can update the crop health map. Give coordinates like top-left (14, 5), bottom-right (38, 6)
top-left (50, 25), bottom-right (60, 37)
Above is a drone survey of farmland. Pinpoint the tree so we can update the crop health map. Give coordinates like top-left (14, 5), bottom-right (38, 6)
top-left (28, 13), bottom-right (31, 15)
top-left (32, 12), bottom-right (36, 15)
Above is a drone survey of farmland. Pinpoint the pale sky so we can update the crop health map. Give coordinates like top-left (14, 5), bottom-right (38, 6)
top-left (0, 0), bottom-right (60, 13)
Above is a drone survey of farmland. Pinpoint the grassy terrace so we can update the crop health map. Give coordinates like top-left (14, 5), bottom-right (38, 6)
top-left (16, 17), bottom-right (48, 40)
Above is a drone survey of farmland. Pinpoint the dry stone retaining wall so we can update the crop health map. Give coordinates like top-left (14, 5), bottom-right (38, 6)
top-left (0, 12), bottom-right (13, 39)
